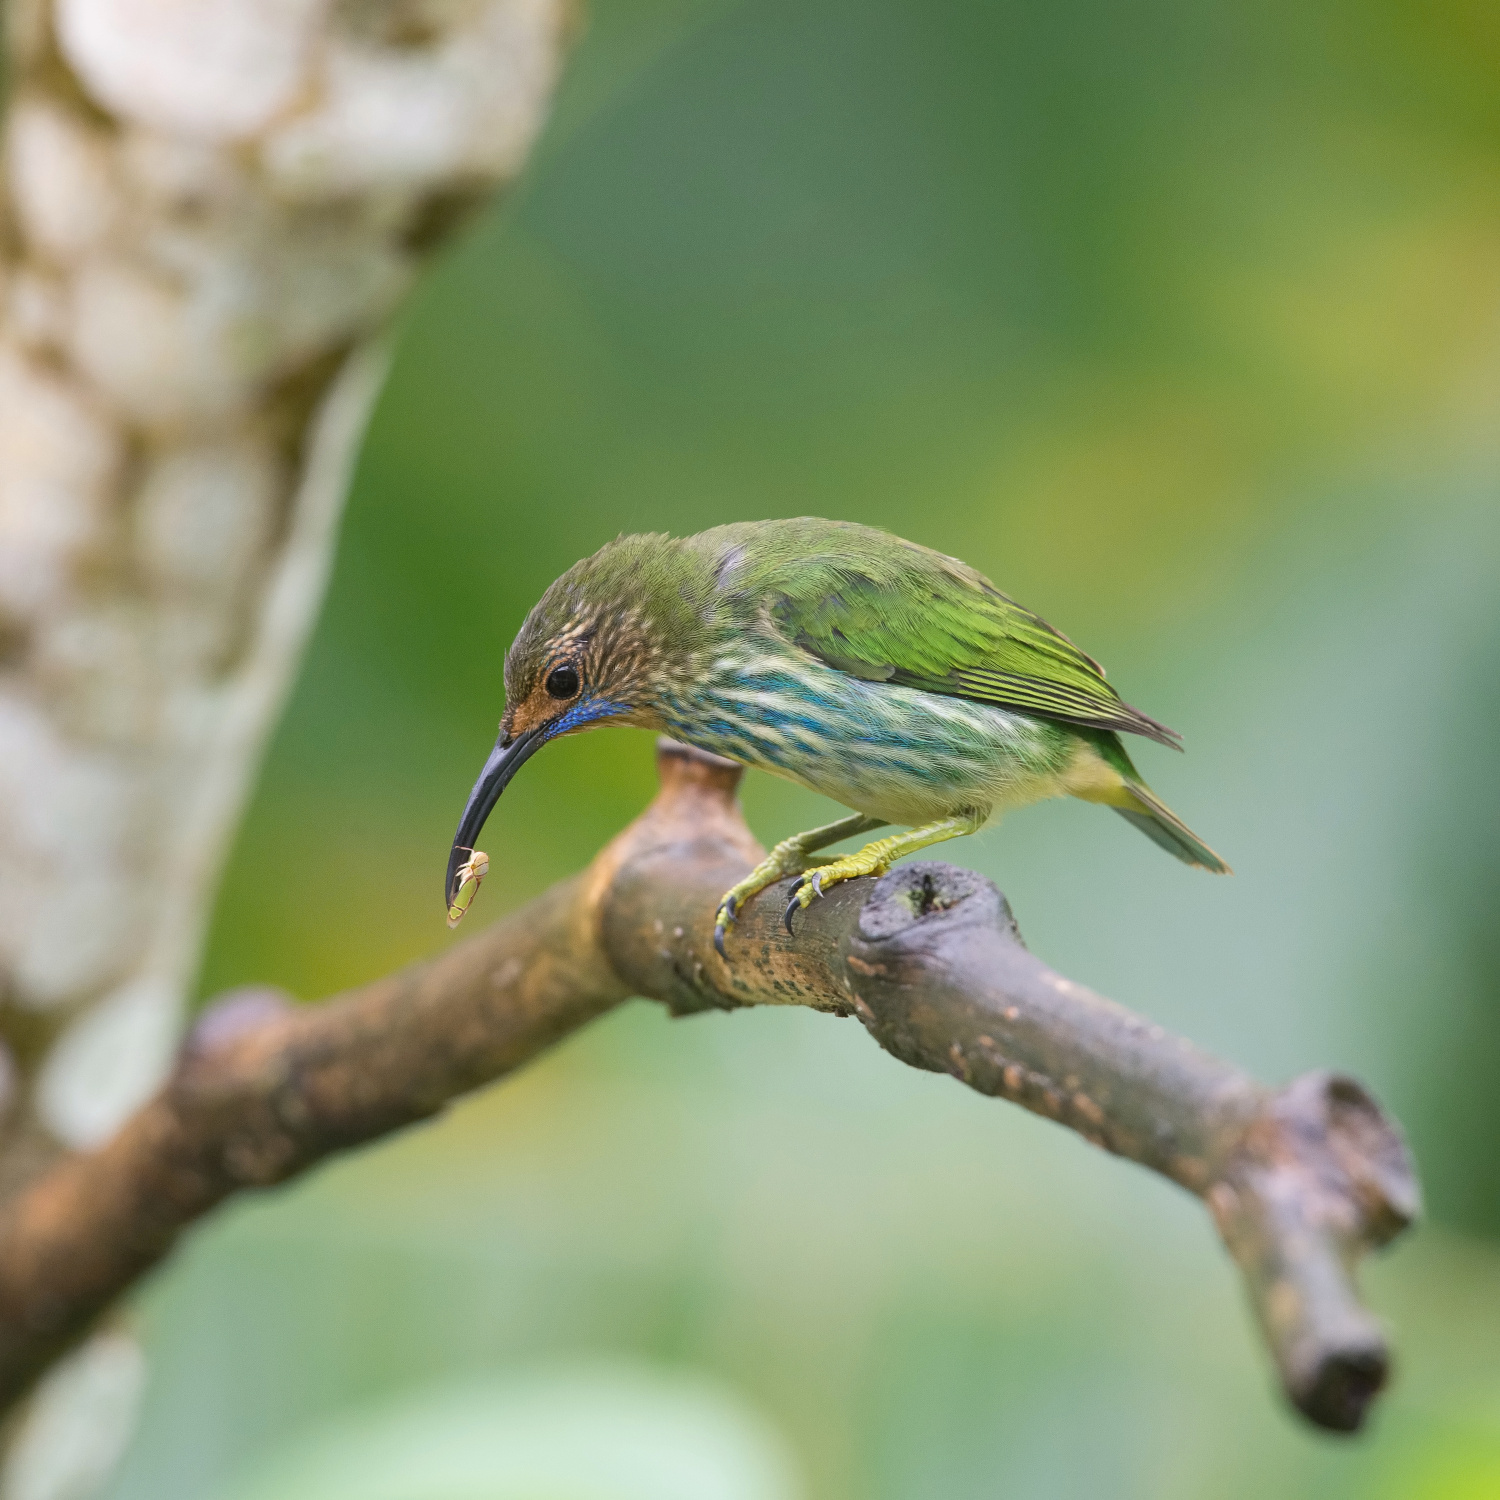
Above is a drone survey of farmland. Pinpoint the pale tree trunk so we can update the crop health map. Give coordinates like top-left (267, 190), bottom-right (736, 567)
top-left (0, 2), bottom-right (569, 1493)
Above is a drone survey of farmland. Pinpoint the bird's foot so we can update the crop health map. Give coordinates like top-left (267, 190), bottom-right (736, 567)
top-left (777, 813), bottom-right (985, 934)
top-left (713, 814), bottom-right (892, 956)
top-left (713, 838), bottom-right (847, 957)
top-left (782, 848), bottom-right (890, 933)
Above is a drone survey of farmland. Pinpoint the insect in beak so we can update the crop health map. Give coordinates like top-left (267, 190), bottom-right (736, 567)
top-left (444, 723), bottom-right (549, 923)
top-left (446, 847), bottom-right (490, 928)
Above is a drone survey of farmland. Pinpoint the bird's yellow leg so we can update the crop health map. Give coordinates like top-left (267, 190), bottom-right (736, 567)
top-left (714, 813), bottom-right (886, 955)
top-left (784, 809), bottom-right (988, 930)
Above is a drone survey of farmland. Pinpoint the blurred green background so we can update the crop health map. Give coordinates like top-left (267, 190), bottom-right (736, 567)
top-left (106, 0), bottom-right (1500, 1495)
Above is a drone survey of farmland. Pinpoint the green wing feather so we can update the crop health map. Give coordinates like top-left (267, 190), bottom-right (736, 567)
top-left (748, 521), bottom-right (1180, 748)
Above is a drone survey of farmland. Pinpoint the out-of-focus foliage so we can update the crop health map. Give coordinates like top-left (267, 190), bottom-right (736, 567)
top-left (203, 1367), bottom-right (799, 1500)
top-left (106, 0), bottom-right (1500, 1495)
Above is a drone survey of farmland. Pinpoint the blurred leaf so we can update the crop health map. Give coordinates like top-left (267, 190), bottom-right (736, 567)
top-left (206, 1366), bottom-right (801, 1500)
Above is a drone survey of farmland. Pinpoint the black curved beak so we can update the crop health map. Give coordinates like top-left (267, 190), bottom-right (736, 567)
top-left (444, 725), bottom-right (548, 911)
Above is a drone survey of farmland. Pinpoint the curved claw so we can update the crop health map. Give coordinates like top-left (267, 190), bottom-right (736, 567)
top-left (782, 872), bottom-right (827, 936)
top-left (782, 875), bottom-right (808, 934)
top-left (712, 894), bottom-right (738, 960)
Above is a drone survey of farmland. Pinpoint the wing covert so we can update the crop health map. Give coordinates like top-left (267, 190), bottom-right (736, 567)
top-left (766, 544), bottom-right (1180, 748)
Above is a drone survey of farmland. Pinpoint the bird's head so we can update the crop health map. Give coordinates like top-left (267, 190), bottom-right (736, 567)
top-left (445, 532), bottom-right (708, 919)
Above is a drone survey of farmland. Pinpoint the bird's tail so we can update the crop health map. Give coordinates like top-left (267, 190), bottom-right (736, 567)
top-left (1113, 783), bottom-right (1232, 873)
top-left (1089, 733), bottom-right (1232, 874)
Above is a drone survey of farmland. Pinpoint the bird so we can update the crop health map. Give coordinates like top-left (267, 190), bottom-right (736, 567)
top-left (444, 517), bottom-right (1229, 948)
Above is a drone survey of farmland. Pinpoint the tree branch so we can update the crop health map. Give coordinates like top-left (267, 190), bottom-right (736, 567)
top-left (0, 740), bottom-right (1419, 1433)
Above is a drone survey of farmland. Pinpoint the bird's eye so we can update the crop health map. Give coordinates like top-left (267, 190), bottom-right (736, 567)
top-left (545, 663), bottom-right (580, 699)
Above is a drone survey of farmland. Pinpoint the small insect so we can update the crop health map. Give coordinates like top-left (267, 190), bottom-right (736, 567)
top-left (446, 847), bottom-right (490, 929)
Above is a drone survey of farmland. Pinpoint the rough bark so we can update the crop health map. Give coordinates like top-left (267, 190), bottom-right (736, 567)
top-left (0, 740), bottom-right (1420, 1435)
top-left (0, 2), bottom-right (570, 1491)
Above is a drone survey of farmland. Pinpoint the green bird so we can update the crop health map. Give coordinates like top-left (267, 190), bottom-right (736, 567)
top-left (445, 518), bottom-right (1229, 945)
